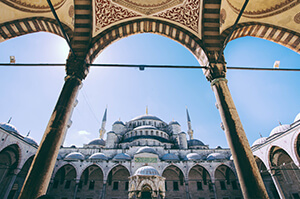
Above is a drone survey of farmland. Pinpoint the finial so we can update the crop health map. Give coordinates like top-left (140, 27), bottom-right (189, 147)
top-left (27, 131), bottom-right (30, 137)
top-left (278, 121), bottom-right (282, 125)
top-left (259, 132), bottom-right (262, 138)
top-left (7, 117), bottom-right (12, 123)
top-left (146, 106), bottom-right (148, 115)
top-left (119, 118), bottom-right (121, 121)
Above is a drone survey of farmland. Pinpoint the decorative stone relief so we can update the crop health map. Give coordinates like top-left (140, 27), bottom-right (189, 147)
top-left (154, 0), bottom-right (201, 33)
top-left (1, 0), bottom-right (66, 12)
top-left (294, 12), bottom-right (300, 24)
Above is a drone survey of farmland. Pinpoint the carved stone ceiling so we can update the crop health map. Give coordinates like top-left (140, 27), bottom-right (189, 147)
top-left (226, 0), bottom-right (299, 18)
top-left (1, 0), bottom-right (66, 12)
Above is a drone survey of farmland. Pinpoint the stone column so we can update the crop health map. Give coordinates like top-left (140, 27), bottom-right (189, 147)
top-left (73, 178), bottom-right (80, 199)
top-left (270, 172), bottom-right (285, 199)
top-left (18, 58), bottom-right (88, 199)
top-left (184, 179), bottom-right (189, 199)
top-left (204, 62), bottom-right (269, 199)
top-left (101, 181), bottom-right (107, 199)
top-left (2, 168), bottom-right (19, 199)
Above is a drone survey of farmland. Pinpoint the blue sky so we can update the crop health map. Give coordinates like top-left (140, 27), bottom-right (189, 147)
top-left (0, 32), bottom-right (299, 148)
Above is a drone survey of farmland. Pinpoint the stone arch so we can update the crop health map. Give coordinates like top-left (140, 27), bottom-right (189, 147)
top-left (0, 144), bottom-right (20, 198)
top-left (254, 156), bottom-right (280, 199)
top-left (268, 146), bottom-right (300, 198)
top-left (162, 164), bottom-right (186, 198)
top-left (87, 19), bottom-right (209, 66)
top-left (48, 164), bottom-right (77, 198)
top-left (0, 17), bottom-right (72, 43)
top-left (106, 164), bottom-right (130, 198)
top-left (214, 164), bottom-right (242, 198)
top-left (294, 133), bottom-right (300, 164)
top-left (221, 22), bottom-right (300, 54)
top-left (188, 164), bottom-right (212, 198)
top-left (76, 164), bottom-right (104, 198)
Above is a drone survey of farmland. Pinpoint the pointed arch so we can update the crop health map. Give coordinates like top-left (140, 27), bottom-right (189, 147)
top-left (0, 17), bottom-right (72, 43)
top-left (162, 164), bottom-right (186, 198)
top-left (221, 22), bottom-right (300, 54)
top-left (294, 133), bottom-right (300, 164)
top-left (87, 19), bottom-right (209, 66)
top-left (188, 164), bottom-right (212, 197)
top-left (106, 164), bottom-right (130, 198)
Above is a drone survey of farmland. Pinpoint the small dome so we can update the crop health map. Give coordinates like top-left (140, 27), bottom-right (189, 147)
top-left (294, 113), bottom-right (300, 123)
top-left (0, 122), bottom-right (19, 134)
top-left (252, 137), bottom-right (267, 147)
top-left (161, 153), bottom-right (180, 161)
top-left (24, 137), bottom-right (38, 146)
top-left (64, 152), bottom-right (85, 161)
top-left (185, 153), bottom-right (205, 161)
top-left (131, 114), bottom-right (162, 122)
top-left (113, 153), bottom-right (131, 161)
top-left (88, 138), bottom-right (106, 146)
top-left (169, 121), bottom-right (180, 125)
top-left (113, 120), bottom-right (125, 125)
top-left (269, 124), bottom-right (290, 137)
top-left (57, 154), bottom-right (63, 160)
top-left (89, 153), bottom-right (108, 160)
top-left (188, 139), bottom-right (205, 146)
top-left (136, 146), bottom-right (158, 155)
top-left (134, 125), bottom-right (157, 130)
top-left (134, 166), bottom-right (159, 176)
top-left (207, 153), bottom-right (227, 160)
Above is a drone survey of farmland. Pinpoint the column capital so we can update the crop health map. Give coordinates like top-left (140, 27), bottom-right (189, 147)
top-left (66, 56), bottom-right (89, 80)
top-left (204, 62), bottom-right (227, 82)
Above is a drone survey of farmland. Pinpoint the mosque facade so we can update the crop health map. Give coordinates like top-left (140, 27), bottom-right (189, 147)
top-left (0, 110), bottom-right (299, 199)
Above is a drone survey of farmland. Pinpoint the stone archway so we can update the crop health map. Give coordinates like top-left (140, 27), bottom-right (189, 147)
top-left (141, 184), bottom-right (152, 199)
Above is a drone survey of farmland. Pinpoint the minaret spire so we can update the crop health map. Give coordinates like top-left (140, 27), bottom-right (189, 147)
top-left (99, 107), bottom-right (107, 139)
top-left (186, 107), bottom-right (193, 140)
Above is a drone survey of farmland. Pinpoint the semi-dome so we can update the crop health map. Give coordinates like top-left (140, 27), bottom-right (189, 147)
top-left (161, 153), bottom-right (180, 161)
top-left (0, 122), bottom-right (19, 134)
top-left (269, 124), bottom-right (290, 137)
top-left (88, 138), bottom-right (105, 146)
top-left (113, 153), bottom-right (131, 161)
top-left (24, 136), bottom-right (38, 146)
top-left (131, 114), bottom-right (162, 122)
top-left (136, 146), bottom-right (158, 155)
top-left (252, 137), bottom-right (267, 147)
top-left (188, 139), bottom-right (205, 146)
top-left (89, 152), bottom-right (108, 160)
top-left (185, 153), bottom-right (205, 161)
top-left (64, 152), bottom-right (85, 161)
top-left (134, 166), bottom-right (159, 176)
top-left (294, 113), bottom-right (300, 123)
top-left (134, 125), bottom-right (157, 130)
top-left (206, 152), bottom-right (227, 160)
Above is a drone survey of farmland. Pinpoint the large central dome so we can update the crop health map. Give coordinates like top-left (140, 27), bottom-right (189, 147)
top-left (130, 114), bottom-right (163, 122)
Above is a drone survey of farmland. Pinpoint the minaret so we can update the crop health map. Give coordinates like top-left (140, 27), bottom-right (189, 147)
top-left (99, 107), bottom-right (107, 139)
top-left (186, 107), bottom-right (193, 140)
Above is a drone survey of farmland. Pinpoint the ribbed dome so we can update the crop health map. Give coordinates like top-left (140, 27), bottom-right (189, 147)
top-left (24, 137), bottom-right (38, 146)
top-left (0, 122), bottom-right (19, 134)
top-left (113, 120), bottom-right (125, 125)
top-left (161, 153), bottom-right (180, 161)
top-left (88, 138), bottom-right (105, 146)
top-left (89, 153), bottom-right (108, 160)
top-left (131, 114), bottom-right (162, 122)
top-left (134, 125), bottom-right (157, 130)
top-left (113, 153), bottom-right (131, 161)
top-left (64, 152), bottom-right (85, 161)
top-left (188, 139), bottom-right (205, 146)
top-left (185, 153), bottom-right (205, 161)
top-left (136, 146), bottom-right (158, 155)
top-left (252, 137), bottom-right (267, 146)
top-left (206, 153), bottom-right (227, 160)
top-left (294, 113), bottom-right (300, 123)
top-left (269, 124), bottom-right (290, 137)
top-left (134, 166), bottom-right (159, 176)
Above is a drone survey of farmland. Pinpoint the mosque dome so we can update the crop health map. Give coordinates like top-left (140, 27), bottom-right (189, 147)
top-left (113, 153), bottom-right (131, 161)
top-left (136, 146), bottom-right (158, 155)
top-left (206, 152), bottom-right (227, 160)
top-left (24, 137), bottom-right (38, 146)
top-left (87, 138), bottom-right (106, 146)
top-left (188, 139), bottom-right (205, 146)
top-left (57, 154), bottom-right (63, 160)
top-left (131, 114), bottom-right (162, 122)
top-left (269, 124), bottom-right (290, 137)
top-left (134, 166), bottom-right (159, 176)
top-left (252, 137), bottom-right (267, 147)
top-left (134, 125), bottom-right (157, 130)
top-left (185, 153), bottom-right (205, 161)
top-left (113, 120), bottom-right (125, 125)
top-left (294, 113), bottom-right (300, 123)
top-left (161, 153), bottom-right (180, 161)
top-left (64, 152), bottom-right (85, 161)
top-left (89, 153), bottom-right (108, 161)
top-left (169, 121), bottom-right (180, 125)
top-left (0, 122), bottom-right (19, 134)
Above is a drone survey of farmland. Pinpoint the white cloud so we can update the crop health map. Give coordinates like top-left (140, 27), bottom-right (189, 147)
top-left (78, 130), bottom-right (91, 135)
